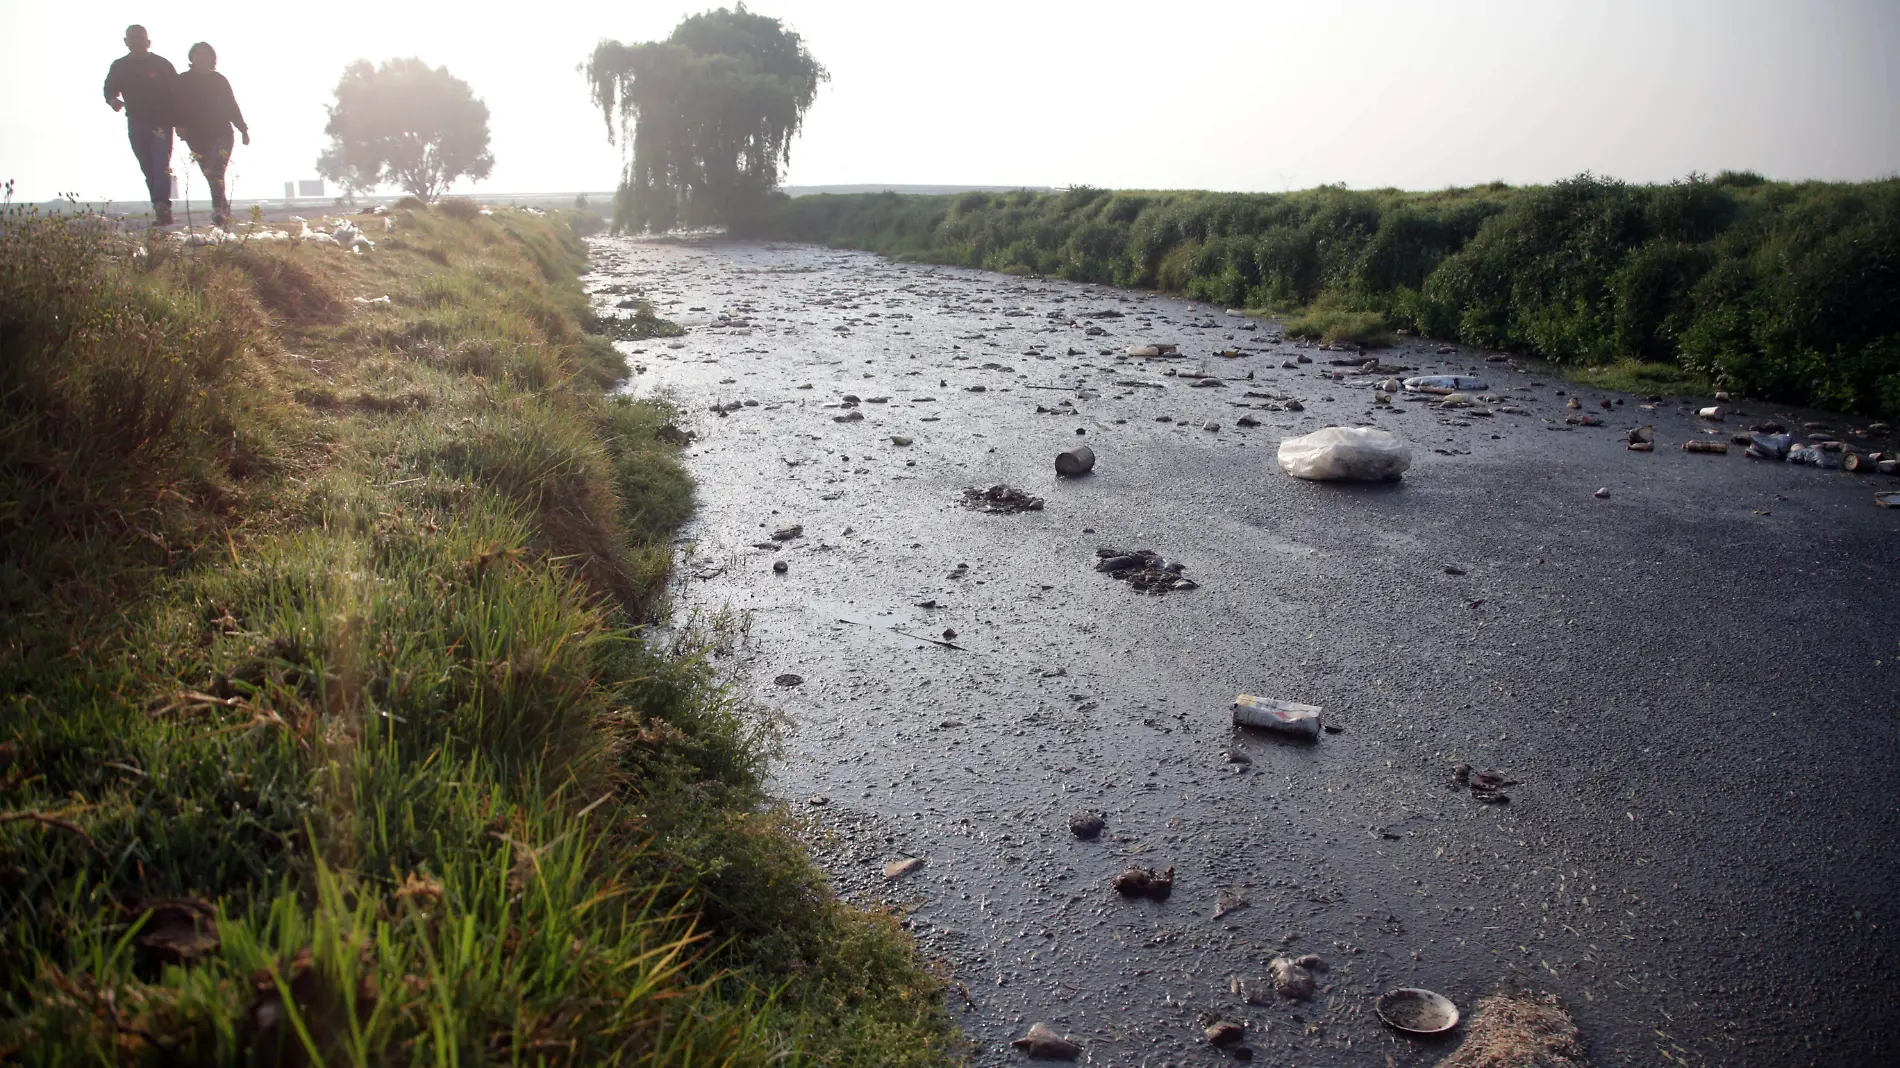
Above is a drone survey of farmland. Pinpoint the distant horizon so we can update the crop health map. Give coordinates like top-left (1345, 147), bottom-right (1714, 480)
top-left (4, 0), bottom-right (1896, 205)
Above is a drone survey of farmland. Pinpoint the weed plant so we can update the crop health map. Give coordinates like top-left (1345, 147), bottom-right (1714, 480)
top-left (770, 174), bottom-right (1900, 415)
top-left (0, 202), bottom-right (948, 1064)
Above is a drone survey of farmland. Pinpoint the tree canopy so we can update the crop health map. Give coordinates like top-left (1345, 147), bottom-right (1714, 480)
top-left (588, 5), bottom-right (827, 233)
top-left (318, 58), bottom-right (494, 203)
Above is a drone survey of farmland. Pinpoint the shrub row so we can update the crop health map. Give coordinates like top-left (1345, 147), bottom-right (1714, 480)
top-left (768, 174), bottom-right (1900, 416)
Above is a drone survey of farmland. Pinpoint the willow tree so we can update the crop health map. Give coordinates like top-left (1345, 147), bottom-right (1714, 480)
top-left (588, 5), bottom-right (826, 233)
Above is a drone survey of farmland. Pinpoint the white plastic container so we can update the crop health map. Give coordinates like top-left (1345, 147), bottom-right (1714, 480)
top-left (1232, 695), bottom-right (1322, 739)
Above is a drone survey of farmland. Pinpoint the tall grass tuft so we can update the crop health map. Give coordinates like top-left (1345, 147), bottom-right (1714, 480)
top-left (0, 202), bottom-right (949, 1064)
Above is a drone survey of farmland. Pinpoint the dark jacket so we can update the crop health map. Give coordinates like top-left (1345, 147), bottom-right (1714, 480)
top-left (174, 68), bottom-right (248, 145)
top-left (104, 52), bottom-right (176, 124)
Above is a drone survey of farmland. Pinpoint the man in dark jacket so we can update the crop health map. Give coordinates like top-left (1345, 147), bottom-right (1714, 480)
top-left (103, 25), bottom-right (176, 225)
top-left (174, 42), bottom-right (250, 226)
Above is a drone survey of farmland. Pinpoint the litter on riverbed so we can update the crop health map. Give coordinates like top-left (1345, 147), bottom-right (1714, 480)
top-left (1269, 956), bottom-right (1317, 1000)
top-left (1746, 432), bottom-right (1792, 460)
top-left (1112, 865), bottom-right (1174, 900)
top-left (1055, 445), bottom-right (1096, 476)
top-left (961, 484), bottom-right (1044, 513)
top-left (1681, 440), bottom-right (1730, 454)
top-left (1232, 694), bottom-right (1322, 739)
top-left (1403, 375), bottom-right (1487, 394)
top-left (1126, 343), bottom-right (1179, 357)
top-left (1094, 548), bottom-right (1198, 593)
top-left (1877, 491), bottom-right (1900, 508)
top-left (1012, 1022), bottom-right (1082, 1061)
top-left (1376, 988), bottom-right (1460, 1035)
top-left (1277, 427), bottom-right (1412, 482)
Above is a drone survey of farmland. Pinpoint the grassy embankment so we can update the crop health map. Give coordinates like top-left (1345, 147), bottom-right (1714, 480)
top-left (767, 174), bottom-right (1900, 417)
top-left (0, 201), bottom-right (950, 1063)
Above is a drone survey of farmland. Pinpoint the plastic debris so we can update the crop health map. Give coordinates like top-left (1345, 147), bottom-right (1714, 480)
top-left (1376, 988), bottom-right (1461, 1035)
top-left (1402, 375), bottom-right (1487, 394)
top-left (1055, 445), bottom-right (1096, 476)
top-left (1277, 426), bottom-right (1412, 481)
top-left (1681, 440), bottom-right (1729, 454)
top-left (1746, 432), bottom-right (1792, 460)
top-left (1232, 694), bottom-right (1321, 739)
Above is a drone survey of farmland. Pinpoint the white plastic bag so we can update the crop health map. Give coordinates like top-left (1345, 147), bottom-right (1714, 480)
top-left (1277, 426), bottom-right (1412, 481)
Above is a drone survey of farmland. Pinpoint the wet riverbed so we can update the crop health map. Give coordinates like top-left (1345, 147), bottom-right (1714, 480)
top-left (585, 236), bottom-right (1899, 1067)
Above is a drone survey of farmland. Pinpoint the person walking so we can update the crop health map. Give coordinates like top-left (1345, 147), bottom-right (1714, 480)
top-left (173, 42), bottom-right (249, 226)
top-left (103, 25), bottom-right (176, 226)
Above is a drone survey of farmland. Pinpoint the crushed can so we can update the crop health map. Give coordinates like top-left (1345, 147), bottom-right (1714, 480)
top-left (1232, 694), bottom-right (1322, 739)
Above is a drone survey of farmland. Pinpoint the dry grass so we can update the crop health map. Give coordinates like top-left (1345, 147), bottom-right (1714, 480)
top-left (1438, 991), bottom-right (1590, 1068)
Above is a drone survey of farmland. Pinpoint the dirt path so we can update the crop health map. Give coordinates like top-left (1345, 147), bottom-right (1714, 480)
top-left (586, 237), bottom-right (1900, 1067)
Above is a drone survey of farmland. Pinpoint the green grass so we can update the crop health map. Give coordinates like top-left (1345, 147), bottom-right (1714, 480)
top-left (0, 202), bottom-right (950, 1064)
top-left (1277, 298), bottom-right (1394, 348)
top-left (767, 174), bottom-right (1900, 417)
top-left (1563, 359), bottom-right (1715, 398)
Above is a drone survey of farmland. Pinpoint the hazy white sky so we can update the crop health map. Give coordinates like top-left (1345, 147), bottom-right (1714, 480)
top-left (2, 0), bottom-right (1895, 204)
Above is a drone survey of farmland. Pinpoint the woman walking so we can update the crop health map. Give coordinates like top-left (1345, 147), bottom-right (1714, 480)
top-left (173, 42), bottom-right (249, 226)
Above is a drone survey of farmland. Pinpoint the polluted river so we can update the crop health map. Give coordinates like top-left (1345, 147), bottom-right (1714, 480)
top-left (585, 236), bottom-right (1899, 1067)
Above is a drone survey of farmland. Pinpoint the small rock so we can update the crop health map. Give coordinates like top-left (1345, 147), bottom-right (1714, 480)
top-left (806, 795), bottom-right (829, 806)
top-left (1011, 1022), bottom-right (1081, 1061)
top-left (941, 628), bottom-right (958, 640)
top-left (1203, 421), bottom-right (1220, 431)
top-left (1206, 1020), bottom-right (1246, 1047)
top-left (1283, 399), bottom-right (1304, 411)
top-left (1593, 487), bottom-right (1609, 498)
top-left (773, 673), bottom-right (803, 686)
top-left (883, 857), bottom-right (924, 880)
top-left (833, 411), bottom-right (864, 422)
top-left (772, 560), bottom-right (788, 574)
top-left (1113, 865), bottom-right (1174, 900)
top-left (771, 525), bottom-right (803, 541)
top-left (890, 436), bottom-right (913, 446)
top-left (1270, 956), bottom-right (1316, 1000)
top-left (1069, 812), bottom-right (1105, 839)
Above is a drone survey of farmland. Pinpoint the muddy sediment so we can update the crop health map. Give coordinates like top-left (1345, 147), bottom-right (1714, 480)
top-left (588, 237), bottom-right (1900, 1066)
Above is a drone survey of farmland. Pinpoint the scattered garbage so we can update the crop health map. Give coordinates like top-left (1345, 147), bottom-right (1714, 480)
top-left (1403, 375), bottom-right (1487, 394)
top-left (1269, 956), bottom-right (1317, 1000)
top-left (1094, 548), bottom-right (1198, 593)
top-left (1746, 432), bottom-right (1792, 460)
top-left (1375, 988), bottom-right (1460, 1036)
top-left (882, 856), bottom-right (923, 879)
top-left (1593, 487), bottom-right (1609, 498)
top-left (1230, 975), bottom-right (1274, 1005)
top-left (1127, 343), bottom-right (1179, 357)
top-left (351, 295), bottom-right (391, 305)
top-left (1069, 812), bottom-right (1105, 839)
top-left (1877, 491), bottom-right (1900, 508)
top-left (1112, 865), bottom-right (1174, 900)
top-left (890, 435), bottom-right (913, 446)
top-left (1232, 695), bottom-right (1321, 739)
top-left (1277, 426), bottom-right (1412, 481)
top-left (1700, 406), bottom-right (1725, 421)
top-left (1452, 762), bottom-right (1515, 802)
top-left (1437, 992), bottom-right (1587, 1068)
top-left (1681, 440), bottom-right (1729, 454)
top-left (962, 484), bottom-right (1045, 513)
top-left (770, 525), bottom-right (803, 541)
top-left (772, 673), bottom-right (803, 686)
top-left (1055, 445), bottom-right (1096, 477)
top-left (1212, 889), bottom-right (1248, 918)
top-left (1012, 1022), bottom-right (1082, 1061)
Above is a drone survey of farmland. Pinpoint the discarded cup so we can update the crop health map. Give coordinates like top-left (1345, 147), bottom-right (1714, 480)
top-left (1232, 694), bottom-right (1321, 739)
top-left (1055, 445), bottom-right (1096, 477)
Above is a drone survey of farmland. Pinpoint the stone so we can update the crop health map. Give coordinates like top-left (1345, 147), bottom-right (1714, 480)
top-left (1011, 1022), bottom-right (1081, 1061)
top-left (1069, 812), bottom-right (1105, 839)
top-left (1270, 956), bottom-right (1316, 1000)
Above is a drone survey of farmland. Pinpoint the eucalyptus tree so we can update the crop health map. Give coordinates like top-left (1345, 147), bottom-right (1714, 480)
top-left (588, 5), bottom-right (827, 233)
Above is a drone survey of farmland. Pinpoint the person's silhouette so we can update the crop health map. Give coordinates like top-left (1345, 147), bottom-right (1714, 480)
top-left (103, 24), bottom-right (176, 226)
top-left (174, 42), bottom-right (249, 227)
